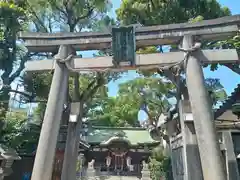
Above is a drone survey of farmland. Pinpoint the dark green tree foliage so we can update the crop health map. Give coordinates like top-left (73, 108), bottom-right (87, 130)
top-left (116, 0), bottom-right (231, 105)
top-left (0, 1), bottom-right (29, 135)
top-left (20, 2), bottom-right (120, 145)
top-left (21, 0), bottom-right (116, 104)
top-left (0, 0), bottom-right (115, 153)
top-left (205, 78), bottom-right (228, 107)
top-left (116, 1), bottom-right (233, 178)
top-left (149, 146), bottom-right (172, 180)
top-left (2, 110), bottom-right (28, 146)
top-left (87, 77), bottom-right (174, 126)
top-left (117, 0), bottom-right (239, 75)
top-left (116, 0), bottom-right (230, 26)
top-left (188, 16), bottom-right (240, 74)
top-left (117, 77), bottom-right (174, 124)
top-left (20, 0), bottom-right (114, 111)
top-left (1, 109), bottom-right (40, 154)
top-left (91, 15), bottom-right (116, 32)
top-left (206, 34), bottom-right (240, 74)
top-left (92, 15), bottom-right (117, 57)
top-left (87, 76), bottom-right (227, 127)
top-left (22, 0), bottom-right (112, 33)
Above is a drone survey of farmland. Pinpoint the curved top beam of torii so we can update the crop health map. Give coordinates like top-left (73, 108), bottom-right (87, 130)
top-left (21, 15), bottom-right (240, 73)
top-left (19, 14), bottom-right (240, 52)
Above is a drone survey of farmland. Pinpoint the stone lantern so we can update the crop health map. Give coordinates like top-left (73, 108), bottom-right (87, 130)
top-left (0, 144), bottom-right (21, 180)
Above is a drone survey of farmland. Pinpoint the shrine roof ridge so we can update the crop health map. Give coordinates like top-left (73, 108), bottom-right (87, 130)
top-left (90, 126), bottom-right (147, 131)
top-left (214, 84), bottom-right (240, 119)
top-left (85, 126), bottom-right (159, 145)
top-left (20, 14), bottom-right (240, 39)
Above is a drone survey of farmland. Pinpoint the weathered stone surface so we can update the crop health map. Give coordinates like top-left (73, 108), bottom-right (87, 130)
top-left (19, 15), bottom-right (240, 52)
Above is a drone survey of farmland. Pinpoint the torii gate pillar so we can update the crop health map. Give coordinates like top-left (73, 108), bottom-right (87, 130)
top-left (31, 45), bottom-right (73, 180)
top-left (184, 35), bottom-right (227, 180)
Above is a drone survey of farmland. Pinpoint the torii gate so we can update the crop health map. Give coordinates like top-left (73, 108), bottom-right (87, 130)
top-left (20, 15), bottom-right (240, 180)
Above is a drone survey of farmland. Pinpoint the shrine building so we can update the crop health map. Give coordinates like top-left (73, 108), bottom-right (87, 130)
top-left (76, 125), bottom-right (160, 180)
top-left (4, 124), bottom-right (160, 180)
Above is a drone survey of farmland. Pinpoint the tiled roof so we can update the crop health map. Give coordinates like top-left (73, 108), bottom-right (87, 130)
top-left (214, 84), bottom-right (240, 121)
top-left (85, 126), bottom-right (159, 145)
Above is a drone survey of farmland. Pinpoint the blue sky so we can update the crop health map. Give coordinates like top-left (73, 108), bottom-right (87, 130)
top-left (15, 0), bottom-right (239, 120)
top-left (81, 0), bottom-right (240, 98)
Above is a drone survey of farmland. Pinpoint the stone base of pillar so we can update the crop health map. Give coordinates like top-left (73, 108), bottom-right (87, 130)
top-left (86, 159), bottom-right (96, 180)
top-left (141, 161), bottom-right (151, 180)
top-left (0, 167), bottom-right (13, 179)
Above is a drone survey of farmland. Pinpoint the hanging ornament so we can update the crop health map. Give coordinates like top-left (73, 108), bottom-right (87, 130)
top-left (106, 156), bottom-right (111, 167)
top-left (126, 156), bottom-right (132, 167)
top-left (0, 76), bottom-right (3, 90)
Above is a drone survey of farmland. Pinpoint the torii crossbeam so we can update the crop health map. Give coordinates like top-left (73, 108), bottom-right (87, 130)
top-left (20, 15), bottom-right (240, 180)
top-left (24, 50), bottom-right (238, 72)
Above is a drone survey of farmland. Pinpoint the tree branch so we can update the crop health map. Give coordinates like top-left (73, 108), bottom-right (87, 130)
top-left (81, 73), bottom-right (105, 102)
top-left (53, 3), bottom-right (68, 18)
top-left (75, 8), bottom-right (94, 24)
top-left (144, 110), bottom-right (156, 126)
top-left (79, 79), bottom-right (96, 100)
top-left (83, 80), bottom-right (103, 101)
top-left (47, 16), bottom-right (53, 33)
top-left (33, 21), bottom-right (41, 32)
top-left (9, 52), bottom-right (30, 83)
top-left (29, 8), bottom-right (48, 33)
top-left (224, 64), bottom-right (240, 75)
top-left (8, 89), bottom-right (32, 99)
top-left (141, 101), bottom-right (156, 126)
top-left (157, 69), bottom-right (188, 100)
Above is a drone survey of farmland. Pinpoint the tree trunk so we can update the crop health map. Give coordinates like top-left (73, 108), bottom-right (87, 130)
top-left (0, 86), bottom-right (11, 136)
top-left (0, 87), bottom-right (10, 118)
